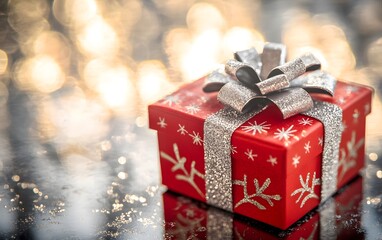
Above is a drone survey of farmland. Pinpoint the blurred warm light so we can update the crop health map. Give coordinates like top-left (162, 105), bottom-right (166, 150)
top-left (0, 50), bottom-right (8, 74)
top-left (223, 27), bottom-right (264, 56)
top-left (43, 87), bottom-right (110, 143)
top-left (84, 59), bottom-right (135, 109)
top-left (137, 60), bottom-right (173, 103)
top-left (181, 29), bottom-right (222, 81)
top-left (14, 55), bottom-right (65, 93)
top-left (8, 0), bottom-right (49, 33)
top-left (53, 0), bottom-right (98, 27)
top-left (33, 31), bottom-right (71, 71)
top-left (77, 16), bottom-right (119, 58)
top-left (282, 12), bottom-right (356, 78)
top-left (186, 2), bottom-right (226, 33)
top-left (367, 38), bottom-right (382, 75)
top-left (369, 153), bottom-right (378, 161)
top-left (118, 172), bottom-right (128, 180)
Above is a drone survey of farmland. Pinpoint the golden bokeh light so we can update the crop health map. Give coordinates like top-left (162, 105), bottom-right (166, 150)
top-left (13, 55), bottom-right (65, 93)
top-left (84, 59), bottom-right (135, 109)
top-left (222, 27), bottom-right (265, 57)
top-left (77, 16), bottom-right (119, 58)
top-left (186, 3), bottom-right (226, 34)
top-left (0, 50), bottom-right (8, 74)
top-left (367, 37), bottom-right (382, 75)
top-left (137, 60), bottom-right (173, 104)
top-left (53, 0), bottom-right (98, 28)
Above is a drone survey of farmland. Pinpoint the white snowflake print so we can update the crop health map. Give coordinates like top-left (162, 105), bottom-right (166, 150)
top-left (241, 121), bottom-right (271, 135)
top-left (336, 97), bottom-right (346, 105)
top-left (160, 143), bottom-right (205, 197)
top-left (177, 124), bottom-right (187, 135)
top-left (163, 95), bottom-right (180, 106)
top-left (233, 175), bottom-right (281, 210)
top-left (274, 125), bottom-right (297, 141)
top-left (304, 141), bottom-right (311, 153)
top-left (157, 117), bottom-right (167, 128)
top-left (338, 131), bottom-right (365, 181)
top-left (292, 155), bottom-right (300, 168)
top-left (318, 137), bottom-right (323, 147)
top-left (298, 118), bottom-right (313, 126)
top-left (341, 121), bottom-right (347, 133)
top-left (291, 172), bottom-right (320, 208)
top-left (231, 145), bottom-right (237, 155)
top-left (185, 104), bottom-right (201, 115)
top-left (189, 131), bottom-right (203, 145)
top-left (364, 103), bottom-right (370, 115)
top-left (244, 149), bottom-right (257, 161)
top-left (267, 155), bottom-right (277, 166)
top-left (345, 85), bottom-right (359, 95)
top-left (352, 109), bottom-right (360, 124)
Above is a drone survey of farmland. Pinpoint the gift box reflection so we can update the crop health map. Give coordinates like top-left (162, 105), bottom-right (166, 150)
top-left (163, 176), bottom-right (363, 240)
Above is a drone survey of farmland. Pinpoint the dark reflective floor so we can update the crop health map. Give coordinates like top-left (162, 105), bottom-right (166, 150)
top-left (0, 0), bottom-right (381, 239)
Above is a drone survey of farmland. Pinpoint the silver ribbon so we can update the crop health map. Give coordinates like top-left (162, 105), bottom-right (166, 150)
top-left (203, 43), bottom-right (342, 211)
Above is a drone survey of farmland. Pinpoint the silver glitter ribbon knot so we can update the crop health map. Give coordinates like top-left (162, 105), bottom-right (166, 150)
top-left (203, 43), bottom-right (336, 119)
top-left (203, 43), bottom-right (342, 213)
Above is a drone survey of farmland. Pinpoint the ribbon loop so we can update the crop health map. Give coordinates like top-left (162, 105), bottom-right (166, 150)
top-left (204, 44), bottom-right (336, 119)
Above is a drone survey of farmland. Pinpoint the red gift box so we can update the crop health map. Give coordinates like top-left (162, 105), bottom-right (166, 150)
top-left (163, 176), bottom-right (363, 239)
top-left (149, 75), bottom-right (372, 229)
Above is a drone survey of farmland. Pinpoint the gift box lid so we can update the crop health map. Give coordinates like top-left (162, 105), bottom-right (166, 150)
top-left (149, 77), bottom-right (372, 178)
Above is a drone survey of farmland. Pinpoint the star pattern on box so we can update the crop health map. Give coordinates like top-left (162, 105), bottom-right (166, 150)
top-left (298, 118), bottom-right (313, 126)
top-left (160, 143), bottom-right (205, 197)
top-left (338, 131), bottom-right (364, 181)
top-left (245, 149), bottom-right (257, 161)
top-left (157, 117), bottom-right (167, 128)
top-left (189, 131), bottom-right (203, 145)
top-left (364, 103), bottom-right (370, 115)
top-left (267, 155), bottom-right (277, 166)
top-left (273, 125), bottom-right (297, 142)
top-left (163, 95), bottom-right (180, 106)
top-left (177, 124), bottom-right (187, 135)
top-left (345, 85), bottom-right (359, 95)
top-left (318, 137), bottom-right (323, 147)
top-left (233, 175), bottom-right (281, 210)
top-left (241, 121), bottom-right (271, 135)
top-left (292, 155), bottom-right (300, 168)
top-left (185, 104), bottom-right (201, 115)
top-left (304, 141), bottom-right (311, 153)
top-left (291, 172), bottom-right (320, 208)
top-left (230, 145), bottom-right (237, 155)
top-left (352, 109), bottom-right (360, 124)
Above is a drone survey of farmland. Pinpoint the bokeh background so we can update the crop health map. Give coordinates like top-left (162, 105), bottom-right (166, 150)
top-left (0, 0), bottom-right (381, 239)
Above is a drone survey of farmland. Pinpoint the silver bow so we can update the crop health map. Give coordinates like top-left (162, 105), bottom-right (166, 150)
top-left (203, 43), bottom-right (337, 119)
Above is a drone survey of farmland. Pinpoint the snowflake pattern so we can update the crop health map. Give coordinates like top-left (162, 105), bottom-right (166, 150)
top-left (266, 155), bottom-right (277, 166)
top-left (241, 121), bottom-right (271, 135)
top-left (318, 137), bottom-right (323, 146)
top-left (245, 149), bottom-right (257, 161)
top-left (292, 155), bottom-right (300, 168)
top-left (352, 109), bottom-right (360, 124)
top-left (177, 124), bottom-right (187, 135)
top-left (185, 104), bottom-right (201, 115)
top-left (341, 121), bottom-right (347, 133)
top-left (274, 125), bottom-right (297, 142)
top-left (233, 175), bottom-right (281, 210)
top-left (230, 145), bottom-right (237, 155)
top-left (298, 118), bottom-right (313, 126)
top-left (336, 97), bottom-right (346, 105)
top-left (338, 131), bottom-right (364, 181)
top-left (160, 143), bottom-right (205, 197)
top-left (304, 141), bottom-right (311, 153)
top-left (364, 103), bottom-right (370, 115)
top-left (189, 131), bottom-right (203, 146)
top-left (291, 172), bottom-right (320, 208)
top-left (157, 117), bottom-right (167, 128)
top-left (345, 85), bottom-right (359, 95)
top-left (163, 95), bottom-right (180, 106)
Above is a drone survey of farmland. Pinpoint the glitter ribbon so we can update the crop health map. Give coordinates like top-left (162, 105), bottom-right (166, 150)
top-left (203, 43), bottom-right (342, 211)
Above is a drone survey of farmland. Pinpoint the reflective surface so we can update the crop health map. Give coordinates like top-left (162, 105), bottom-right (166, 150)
top-left (0, 0), bottom-right (381, 239)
